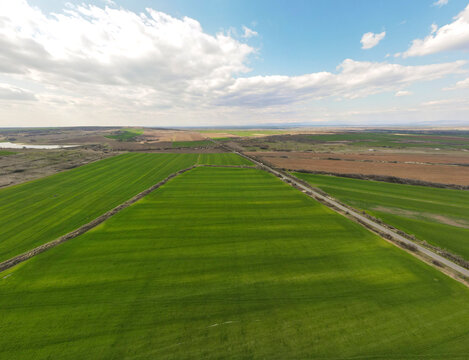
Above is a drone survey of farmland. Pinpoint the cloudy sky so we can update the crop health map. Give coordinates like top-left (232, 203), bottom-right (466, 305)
top-left (1, 0), bottom-right (469, 127)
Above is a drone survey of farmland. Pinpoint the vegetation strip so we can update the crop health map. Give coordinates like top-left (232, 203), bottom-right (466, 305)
top-left (225, 146), bottom-right (469, 282)
top-left (0, 166), bottom-right (197, 273)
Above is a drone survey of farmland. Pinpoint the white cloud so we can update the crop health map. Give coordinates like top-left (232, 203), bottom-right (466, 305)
top-left (0, 84), bottom-right (36, 101)
top-left (216, 59), bottom-right (465, 107)
top-left (361, 31), bottom-right (386, 49)
top-left (242, 26), bottom-right (258, 38)
top-left (0, 1), bottom-right (466, 127)
top-left (444, 76), bottom-right (469, 90)
top-left (402, 4), bottom-right (469, 57)
top-left (0, 1), bottom-right (254, 93)
top-left (395, 90), bottom-right (412, 97)
top-left (433, 0), bottom-right (449, 7)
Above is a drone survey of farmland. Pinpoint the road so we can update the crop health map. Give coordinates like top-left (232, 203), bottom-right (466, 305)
top-left (230, 148), bottom-right (469, 279)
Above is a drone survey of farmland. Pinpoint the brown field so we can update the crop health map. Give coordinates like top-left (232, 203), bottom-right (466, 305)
top-left (142, 129), bottom-right (205, 142)
top-left (250, 151), bottom-right (469, 186)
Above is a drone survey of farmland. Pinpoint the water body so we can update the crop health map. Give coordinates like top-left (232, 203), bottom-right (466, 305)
top-left (0, 142), bottom-right (78, 149)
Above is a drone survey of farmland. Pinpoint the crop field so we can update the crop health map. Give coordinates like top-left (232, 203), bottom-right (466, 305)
top-left (200, 129), bottom-right (288, 137)
top-left (104, 128), bottom-right (143, 142)
top-left (196, 153), bottom-right (253, 166)
top-left (1, 167), bottom-right (468, 359)
top-left (237, 131), bottom-right (469, 153)
top-left (172, 140), bottom-right (214, 148)
top-left (294, 173), bottom-right (469, 259)
top-left (255, 151), bottom-right (469, 186)
top-left (0, 152), bottom-right (250, 262)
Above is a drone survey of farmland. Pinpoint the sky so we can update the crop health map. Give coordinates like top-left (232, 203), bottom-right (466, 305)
top-left (1, 0), bottom-right (469, 127)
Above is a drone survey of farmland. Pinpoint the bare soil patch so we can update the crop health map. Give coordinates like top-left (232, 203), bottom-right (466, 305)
top-left (372, 206), bottom-right (469, 229)
top-left (250, 151), bottom-right (469, 186)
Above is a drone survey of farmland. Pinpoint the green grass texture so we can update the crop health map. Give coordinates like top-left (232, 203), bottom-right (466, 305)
top-left (0, 150), bottom-right (17, 156)
top-left (0, 153), bottom-right (250, 262)
top-left (294, 172), bottom-right (469, 259)
top-left (1, 167), bottom-right (468, 359)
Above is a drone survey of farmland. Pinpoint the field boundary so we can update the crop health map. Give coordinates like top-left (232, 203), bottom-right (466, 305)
top-left (0, 165), bottom-right (197, 273)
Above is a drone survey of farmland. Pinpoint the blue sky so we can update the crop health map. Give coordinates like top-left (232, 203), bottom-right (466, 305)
top-left (1, 0), bottom-right (469, 127)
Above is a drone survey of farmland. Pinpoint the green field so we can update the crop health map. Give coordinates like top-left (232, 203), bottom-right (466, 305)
top-left (105, 128), bottom-right (143, 141)
top-left (0, 150), bottom-right (16, 156)
top-left (1, 167), bottom-right (468, 359)
top-left (172, 140), bottom-right (214, 148)
top-left (294, 173), bottom-right (469, 259)
top-left (196, 153), bottom-right (253, 166)
top-left (0, 152), bottom-right (251, 262)
top-left (305, 132), bottom-right (469, 149)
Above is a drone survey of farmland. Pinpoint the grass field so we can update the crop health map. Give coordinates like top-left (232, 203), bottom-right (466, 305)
top-left (1, 167), bottom-right (468, 359)
top-left (172, 140), bottom-right (214, 148)
top-left (105, 128), bottom-right (143, 141)
top-left (0, 150), bottom-right (16, 156)
top-left (196, 153), bottom-right (253, 166)
top-left (0, 152), bottom-right (250, 262)
top-left (294, 173), bottom-right (469, 259)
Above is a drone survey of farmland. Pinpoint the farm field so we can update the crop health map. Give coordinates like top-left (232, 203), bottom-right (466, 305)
top-left (1, 167), bottom-right (469, 359)
top-left (294, 173), bottom-right (469, 260)
top-left (238, 131), bottom-right (469, 152)
top-left (196, 152), bottom-right (253, 166)
top-left (250, 151), bottom-right (469, 186)
top-left (172, 140), bottom-right (215, 148)
top-left (104, 128), bottom-right (143, 142)
top-left (0, 152), bottom-right (251, 262)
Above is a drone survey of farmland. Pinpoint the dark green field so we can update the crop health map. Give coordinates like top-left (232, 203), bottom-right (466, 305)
top-left (105, 128), bottom-right (143, 141)
top-left (0, 150), bottom-right (16, 156)
top-left (294, 173), bottom-right (469, 259)
top-left (1, 167), bottom-right (468, 359)
top-left (0, 153), bottom-right (251, 262)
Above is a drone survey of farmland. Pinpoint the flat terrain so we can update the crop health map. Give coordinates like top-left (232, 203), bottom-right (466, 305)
top-left (254, 151), bottom-right (469, 186)
top-left (1, 167), bottom-right (469, 358)
top-left (0, 153), bottom-right (251, 262)
top-left (0, 148), bottom-right (113, 188)
top-left (295, 173), bottom-right (469, 259)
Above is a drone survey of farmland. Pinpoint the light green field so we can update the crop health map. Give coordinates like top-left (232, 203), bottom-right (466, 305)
top-left (0, 152), bottom-right (250, 262)
top-left (196, 153), bottom-right (253, 166)
top-left (1, 167), bottom-right (468, 359)
top-left (294, 173), bottom-right (469, 259)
